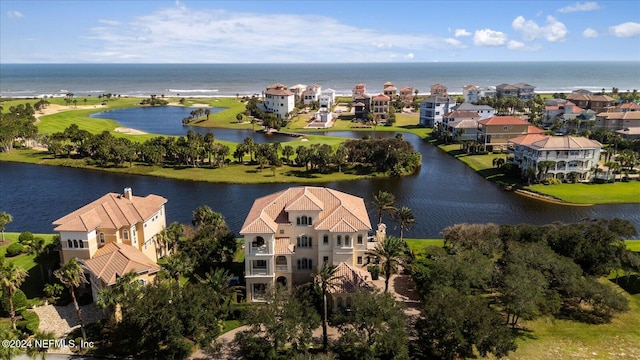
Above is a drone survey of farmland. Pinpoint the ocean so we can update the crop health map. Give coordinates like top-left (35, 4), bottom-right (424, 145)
top-left (1, 62), bottom-right (639, 99)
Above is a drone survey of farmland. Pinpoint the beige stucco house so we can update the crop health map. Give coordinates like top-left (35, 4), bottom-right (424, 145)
top-left (52, 188), bottom-right (167, 300)
top-left (240, 186), bottom-right (374, 307)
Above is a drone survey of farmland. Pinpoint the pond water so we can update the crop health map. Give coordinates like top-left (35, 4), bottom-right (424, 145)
top-left (2, 106), bottom-right (638, 237)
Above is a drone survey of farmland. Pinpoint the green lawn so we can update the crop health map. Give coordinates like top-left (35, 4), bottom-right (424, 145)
top-left (0, 233), bottom-right (57, 299)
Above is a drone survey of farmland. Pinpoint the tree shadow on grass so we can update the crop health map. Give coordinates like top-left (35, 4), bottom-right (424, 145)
top-left (513, 327), bottom-right (538, 341)
top-left (20, 266), bottom-right (44, 299)
top-left (610, 275), bottom-right (640, 295)
top-left (284, 170), bottom-right (320, 179)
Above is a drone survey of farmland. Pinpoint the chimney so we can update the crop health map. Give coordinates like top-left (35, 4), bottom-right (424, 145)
top-left (123, 187), bottom-right (133, 200)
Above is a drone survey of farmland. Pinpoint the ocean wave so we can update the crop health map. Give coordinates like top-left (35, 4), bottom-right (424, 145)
top-left (168, 89), bottom-right (219, 93)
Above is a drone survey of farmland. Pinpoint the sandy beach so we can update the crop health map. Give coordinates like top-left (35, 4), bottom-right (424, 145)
top-left (114, 127), bottom-right (148, 135)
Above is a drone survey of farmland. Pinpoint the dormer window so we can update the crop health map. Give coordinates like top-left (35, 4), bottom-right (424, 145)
top-left (99, 233), bottom-right (105, 244)
top-left (123, 230), bottom-right (129, 240)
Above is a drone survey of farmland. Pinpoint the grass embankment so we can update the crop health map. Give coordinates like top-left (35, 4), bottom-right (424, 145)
top-left (0, 233), bottom-right (56, 299)
top-left (406, 238), bottom-right (640, 360)
top-left (437, 143), bottom-right (640, 205)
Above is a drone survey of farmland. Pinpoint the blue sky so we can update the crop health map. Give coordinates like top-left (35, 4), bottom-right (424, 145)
top-left (1, 0), bottom-right (639, 63)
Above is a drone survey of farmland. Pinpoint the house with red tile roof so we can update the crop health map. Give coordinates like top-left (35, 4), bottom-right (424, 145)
top-left (264, 83), bottom-right (295, 119)
top-left (383, 82), bottom-right (397, 99)
top-left (508, 135), bottom-right (602, 181)
top-left (477, 116), bottom-right (542, 151)
top-left (566, 91), bottom-right (617, 113)
top-left (595, 111), bottom-right (640, 131)
top-left (240, 187), bottom-right (374, 303)
top-left (430, 83), bottom-right (448, 96)
top-left (543, 99), bottom-right (596, 130)
top-left (399, 86), bottom-right (414, 105)
top-left (372, 93), bottom-right (391, 122)
top-left (52, 188), bottom-right (167, 300)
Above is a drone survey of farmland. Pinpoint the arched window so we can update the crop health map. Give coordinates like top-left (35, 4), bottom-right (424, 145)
top-left (337, 297), bottom-right (343, 308)
top-left (67, 239), bottom-right (72, 248)
top-left (357, 235), bottom-right (363, 245)
top-left (73, 240), bottom-right (78, 248)
top-left (296, 217), bottom-right (301, 225)
top-left (123, 230), bottom-right (129, 240)
top-left (345, 235), bottom-right (351, 247)
top-left (99, 233), bottom-right (105, 244)
top-left (79, 240), bottom-right (84, 249)
top-left (337, 235), bottom-right (342, 246)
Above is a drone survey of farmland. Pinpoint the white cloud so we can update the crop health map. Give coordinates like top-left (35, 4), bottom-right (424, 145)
top-left (99, 19), bottom-right (121, 26)
top-left (444, 38), bottom-right (466, 48)
top-left (582, 28), bottom-right (598, 38)
top-left (82, 6), bottom-right (458, 63)
top-left (557, 1), bottom-right (600, 13)
top-left (405, 53), bottom-right (415, 60)
top-left (609, 22), bottom-right (640, 38)
top-left (512, 15), bottom-right (567, 42)
top-left (175, 0), bottom-right (187, 11)
top-left (454, 28), bottom-right (471, 37)
top-left (473, 29), bottom-right (508, 47)
top-left (507, 40), bottom-right (541, 51)
top-left (6, 10), bottom-right (24, 19)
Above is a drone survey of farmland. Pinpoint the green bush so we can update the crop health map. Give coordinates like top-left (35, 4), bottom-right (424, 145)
top-left (16, 310), bottom-right (39, 335)
top-left (543, 178), bottom-right (562, 185)
top-left (18, 232), bottom-right (34, 245)
top-left (5, 243), bottom-right (24, 257)
top-left (1, 289), bottom-right (28, 315)
top-left (367, 265), bottom-right (380, 280)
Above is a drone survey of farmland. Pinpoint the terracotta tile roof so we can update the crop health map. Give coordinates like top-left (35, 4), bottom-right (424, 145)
top-left (509, 135), bottom-right (602, 149)
top-left (449, 119), bottom-right (480, 129)
top-left (527, 126), bottom-right (545, 134)
top-left (373, 94), bottom-right (390, 101)
top-left (431, 83), bottom-right (447, 89)
top-left (464, 85), bottom-right (479, 90)
top-left (266, 83), bottom-right (287, 90)
top-left (497, 83), bottom-right (518, 90)
top-left (265, 88), bottom-right (293, 96)
top-left (598, 112), bottom-right (640, 120)
top-left (53, 191), bottom-right (167, 232)
top-left (240, 187), bottom-right (372, 235)
top-left (274, 238), bottom-right (294, 255)
top-left (83, 242), bottom-right (160, 286)
top-left (478, 116), bottom-right (529, 126)
top-left (617, 103), bottom-right (640, 110)
top-left (330, 262), bottom-right (370, 294)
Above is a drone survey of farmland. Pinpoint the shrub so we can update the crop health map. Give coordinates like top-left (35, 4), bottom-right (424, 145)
top-left (367, 265), bottom-right (380, 280)
top-left (18, 232), bottom-right (34, 245)
top-left (543, 178), bottom-right (562, 185)
top-left (1, 289), bottom-right (28, 315)
top-left (5, 243), bottom-right (24, 257)
top-left (16, 310), bottom-right (39, 335)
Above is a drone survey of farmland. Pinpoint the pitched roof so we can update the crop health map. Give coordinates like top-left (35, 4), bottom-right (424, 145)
top-left (83, 242), bottom-right (160, 286)
top-left (449, 119), bottom-right (480, 129)
top-left (527, 126), bottom-right (545, 134)
top-left (240, 187), bottom-right (372, 235)
top-left (509, 135), bottom-right (602, 149)
top-left (443, 110), bottom-right (480, 119)
top-left (274, 238), bottom-right (294, 255)
top-left (478, 116), bottom-right (529, 126)
top-left (617, 103), bottom-right (640, 110)
top-left (598, 111), bottom-right (640, 120)
top-left (53, 191), bottom-right (167, 232)
top-left (373, 93), bottom-right (390, 101)
top-left (454, 103), bottom-right (494, 111)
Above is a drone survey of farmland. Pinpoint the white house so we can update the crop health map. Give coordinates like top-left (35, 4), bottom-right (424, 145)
top-left (303, 84), bottom-right (322, 105)
top-left (320, 88), bottom-right (336, 108)
top-left (508, 134), bottom-right (602, 181)
top-left (240, 187), bottom-right (374, 306)
top-left (264, 83), bottom-right (295, 119)
top-left (463, 85), bottom-right (496, 103)
top-left (419, 96), bottom-right (456, 127)
top-left (453, 103), bottom-right (495, 119)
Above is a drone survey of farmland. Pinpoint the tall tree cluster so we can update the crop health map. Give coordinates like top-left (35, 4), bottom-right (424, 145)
top-left (0, 103), bottom-right (38, 152)
top-left (411, 219), bottom-right (638, 359)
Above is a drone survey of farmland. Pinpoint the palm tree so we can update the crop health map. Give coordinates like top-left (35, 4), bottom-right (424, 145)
top-left (26, 330), bottom-right (56, 359)
top-left (0, 212), bottom-right (12, 242)
top-left (195, 268), bottom-right (243, 312)
top-left (53, 258), bottom-right (88, 340)
top-left (96, 271), bottom-right (142, 324)
top-left (0, 263), bottom-right (28, 330)
top-left (394, 206), bottom-right (416, 241)
top-left (366, 236), bottom-right (407, 293)
top-left (159, 255), bottom-right (193, 297)
top-left (536, 160), bottom-right (556, 182)
top-left (313, 263), bottom-right (341, 351)
top-left (372, 190), bottom-right (396, 225)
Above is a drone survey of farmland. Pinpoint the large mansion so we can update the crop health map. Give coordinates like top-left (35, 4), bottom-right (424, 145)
top-left (508, 135), bottom-right (602, 181)
top-left (52, 188), bottom-right (167, 300)
top-left (240, 187), bottom-right (375, 305)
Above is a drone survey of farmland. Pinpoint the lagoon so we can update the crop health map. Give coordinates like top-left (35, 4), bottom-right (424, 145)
top-left (2, 131), bottom-right (638, 237)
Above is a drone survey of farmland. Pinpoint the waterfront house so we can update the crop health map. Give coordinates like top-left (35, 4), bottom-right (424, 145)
top-left (431, 84), bottom-right (448, 97)
top-left (372, 93), bottom-right (391, 122)
top-left (497, 83), bottom-right (535, 101)
top-left (240, 186), bottom-right (374, 305)
top-left (496, 84), bottom-right (519, 98)
top-left (419, 95), bottom-right (456, 127)
top-left (303, 84), bottom-right (322, 105)
top-left (264, 83), bottom-right (295, 119)
top-left (443, 110), bottom-right (482, 141)
top-left (508, 135), bottom-right (602, 181)
top-left (566, 91), bottom-right (617, 113)
top-left (399, 86), bottom-right (414, 105)
top-left (595, 111), bottom-right (640, 131)
top-left (543, 99), bottom-right (595, 129)
top-left (383, 82), bottom-right (397, 99)
top-left (353, 93), bottom-right (372, 121)
top-left (477, 116), bottom-right (543, 151)
top-left (289, 84), bottom-right (307, 101)
top-left (352, 83), bottom-right (367, 100)
top-left (320, 88), bottom-right (336, 108)
top-left (453, 103), bottom-right (495, 119)
top-left (52, 188), bottom-right (167, 300)
top-left (463, 85), bottom-right (481, 103)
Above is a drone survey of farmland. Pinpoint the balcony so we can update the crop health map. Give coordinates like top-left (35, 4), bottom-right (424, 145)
top-left (250, 245), bottom-right (270, 255)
